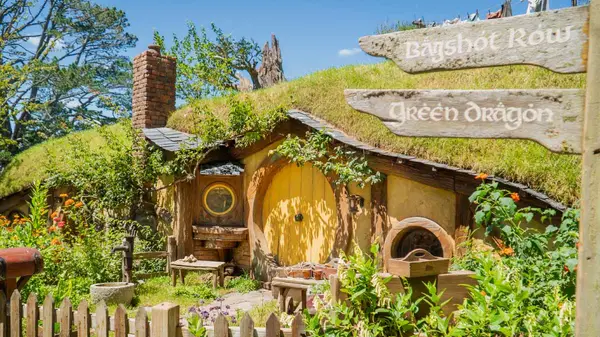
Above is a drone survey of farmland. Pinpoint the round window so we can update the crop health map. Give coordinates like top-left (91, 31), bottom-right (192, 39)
top-left (203, 183), bottom-right (236, 216)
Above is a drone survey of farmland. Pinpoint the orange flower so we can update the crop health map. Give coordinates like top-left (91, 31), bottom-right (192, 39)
top-left (500, 247), bottom-right (515, 256)
top-left (48, 225), bottom-right (57, 233)
top-left (74, 201), bottom-right (84, 208)
top-left (480, 290), bottom-right (487, 296)
top-left (50, 211), bottom-right (58, 219)
top-left (64, 199), bottom-right (75, 207)
top-left (59, 193), bottom-right (68, 198)
top-left (576, 242), bottom-right (581, 249)
top-left (475, 173), bottom-right (489, 180)
top-left (510, 192), bottom-right (520, 202)
top-left (50, 238), bottom-right (61, 246)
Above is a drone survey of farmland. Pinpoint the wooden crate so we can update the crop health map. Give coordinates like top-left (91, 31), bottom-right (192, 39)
top-left (387, 249), bottom-right (449, 278)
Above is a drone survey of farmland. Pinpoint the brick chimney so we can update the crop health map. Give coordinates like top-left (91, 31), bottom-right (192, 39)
top-left (132, 45), bottom-right (176, 129)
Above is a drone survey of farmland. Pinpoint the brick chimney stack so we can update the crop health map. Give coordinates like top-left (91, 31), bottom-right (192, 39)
top-left (132, 45), bottom-right (176, 129)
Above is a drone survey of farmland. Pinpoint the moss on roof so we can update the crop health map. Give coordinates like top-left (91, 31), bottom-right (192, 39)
top-left (0, 124), bottom-right (128, 199)
top-left (169, 62), bottom-right (585, 205)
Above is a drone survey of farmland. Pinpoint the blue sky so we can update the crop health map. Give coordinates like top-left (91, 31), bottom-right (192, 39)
top-left (97, 0), bottom-right (576, 80)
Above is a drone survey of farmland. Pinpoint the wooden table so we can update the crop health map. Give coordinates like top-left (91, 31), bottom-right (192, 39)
top-left (271, 277), bottom-right (325, 313)
top-left (170, 260), bottom-right (225, 289)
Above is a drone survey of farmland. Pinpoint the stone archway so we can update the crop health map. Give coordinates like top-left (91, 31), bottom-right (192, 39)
top-left (382, 217), bottom-right (455, 273)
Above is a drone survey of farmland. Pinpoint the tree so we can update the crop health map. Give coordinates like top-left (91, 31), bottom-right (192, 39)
top-left (154, 23), bottom-right (284, 102)
top-left (0, 0), bottom-right (137, 161)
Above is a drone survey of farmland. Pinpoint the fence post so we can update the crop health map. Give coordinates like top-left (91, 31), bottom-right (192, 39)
top-left (151, 302), bottom-right (179, 337)
top-left (26, 294), bottom-right (38, 337)
top-left (10, 290), bottom-right (21, 337)
top-left (0, 292), bottom-right (6, 337)
top-left (265, 313), bottom-right (280, 337)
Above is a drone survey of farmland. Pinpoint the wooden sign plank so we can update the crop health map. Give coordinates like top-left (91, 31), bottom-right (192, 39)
top-left (345, 89), bottom-right (584, 153)
top-left (359, 6), bottom-right (589, 74)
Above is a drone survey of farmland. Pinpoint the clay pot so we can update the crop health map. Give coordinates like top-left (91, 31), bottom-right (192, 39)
top-left (313, 270), bottom-right (323, 280)
top-left (322, 267), bottom-right (337, 279)
top-left (302, 269), bottom-right (312, 279)
top-left (289, 269), bottom-right (303, 278)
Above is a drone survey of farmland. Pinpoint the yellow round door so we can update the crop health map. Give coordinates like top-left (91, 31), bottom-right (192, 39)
top-left (262, 162), bottom-right (338, 265)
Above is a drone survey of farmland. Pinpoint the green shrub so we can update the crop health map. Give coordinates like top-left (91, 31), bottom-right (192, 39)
top-left (174, 285), bottom-right (217, 301)
top-left (225, 273), bottom-right (261, 293)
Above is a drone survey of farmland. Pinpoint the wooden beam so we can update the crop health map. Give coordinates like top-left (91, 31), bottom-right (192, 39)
top-left (454, 194), bottom-right (472, 257)
top-left (371, 175), bottom-right (388, 252)
top-left (576, 2), bottom-right (600, 335)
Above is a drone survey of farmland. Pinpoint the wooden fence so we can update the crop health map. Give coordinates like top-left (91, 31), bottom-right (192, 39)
top-left (123, 236), bottom-right (177, 282)
top-left (0, 290), bottom-right (306, 337)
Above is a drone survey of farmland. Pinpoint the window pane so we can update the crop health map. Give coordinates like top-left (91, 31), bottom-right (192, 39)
top-left (205, 186), bottom-right (234, 214)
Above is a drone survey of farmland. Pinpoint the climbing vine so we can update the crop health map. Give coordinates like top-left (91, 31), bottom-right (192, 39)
top-left (272, 131), bottom-right (383, 188)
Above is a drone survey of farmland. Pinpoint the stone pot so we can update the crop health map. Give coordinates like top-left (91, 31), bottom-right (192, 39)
top-left (90, 282), bottom-right (135, 305)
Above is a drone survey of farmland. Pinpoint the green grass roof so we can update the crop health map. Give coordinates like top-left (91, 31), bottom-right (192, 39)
top-left (169, 62), bottom-right (585, 205)
top-left (0, 124), bottom-right (127, 199)
top-left (0, 62), bottom-right (584, 205)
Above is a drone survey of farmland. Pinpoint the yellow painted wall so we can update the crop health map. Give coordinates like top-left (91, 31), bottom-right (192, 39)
top-left (262, 163), bottom-right (338, 265)
top-left (348, 183), bottom-right (372, 254)
top-left (387, 175), bottom-right (456, 235)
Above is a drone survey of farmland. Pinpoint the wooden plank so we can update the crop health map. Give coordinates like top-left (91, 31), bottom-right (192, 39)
top-left (0, 292), bottom-right (5, 337)
top-left (239, 313), bottom-right (254, 337)
top-left (359, 6), bottom-right (589, 74)
top-left (58, 298), bottom-right (72, 337)
top-left (291, 313), bottom-right (305, 337)
top-left (25, 294), bottom-right (37, 337)
top-left (437, 271), bottom-right (477, 317)
top-left (577, 2), bottom-right (600, 336)
top-left (10, 290), bottom-right (21, 337)
top-left (135, 307), bottom-right (149, 337)
top-left (95, 301), bottom-right (109, 337)
top-left (114, 305), bottom-right (128, 337)
top-left (42, 295), bottom-right (54, 337)
top-left (170, 260), bottom-right (225, 269)
top-left (151, 303), bottom-right (179, 337)
top-left (265, 313), bottom-right (280, 337)
top-left (213, 314), bottom-right (229, 337)
top-left (133, 251), bottom-right (168, 259)
top-left (76, 300), bottom-right (90, 337)
top-left (454, 194), bottom-right (473, 257)
top-left (346, 89), bottom-right (585, 154)
top-left (370, 175), bottom-right (388, 252)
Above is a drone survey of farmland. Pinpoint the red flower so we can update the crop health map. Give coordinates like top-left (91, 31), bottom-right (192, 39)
top-left (57, 221), bottom-right (65, 228)
top-left (564, 265), bottom-right (570, 273)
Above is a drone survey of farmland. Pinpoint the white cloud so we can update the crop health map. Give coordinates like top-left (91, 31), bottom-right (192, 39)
top-left (27, 36), bottom-right (41, 46)
top-left (338, 48), bottom-right (362, 57)
top-left (27, 36), bottom-right (65, 50)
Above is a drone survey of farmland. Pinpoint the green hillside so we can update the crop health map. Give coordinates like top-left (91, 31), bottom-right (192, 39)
top-left (1, 62), bottom-right (585, 205)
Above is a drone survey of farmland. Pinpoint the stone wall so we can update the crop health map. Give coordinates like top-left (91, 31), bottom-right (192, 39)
top-left (132, 45), bottom-right (176, 129)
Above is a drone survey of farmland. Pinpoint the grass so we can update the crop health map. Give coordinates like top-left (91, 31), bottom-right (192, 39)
top-left (169, 62), bottom-right (585, 205)
top-left (1, 62), bottom-right (585, 205)
top-left (0, 123), bottom-right (127, 199)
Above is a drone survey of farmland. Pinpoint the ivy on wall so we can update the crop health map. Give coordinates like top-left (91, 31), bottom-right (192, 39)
top-left (271, 131), bottom-right (383, 188)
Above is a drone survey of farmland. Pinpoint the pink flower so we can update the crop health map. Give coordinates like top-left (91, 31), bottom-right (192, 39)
top-left (57, 221), bottom-right (65, 228)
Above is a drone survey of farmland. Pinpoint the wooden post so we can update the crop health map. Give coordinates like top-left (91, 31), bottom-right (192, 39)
top-left (577, 2), bottom-right (600, 335)
top-left (123, 236), bottom-right (134, 283)
top-left (0, 292), bottom-right (5, 337)
top-left (151, 302), bottom-right (179, 337)
top-left (10, 290), bottom-right (21, 337)
top-left (167, 236), bottom-right (176, 274)
top-left (26, 294), bottom-right (37, 337)
top-left (42, 295), bottom-right (54, 337)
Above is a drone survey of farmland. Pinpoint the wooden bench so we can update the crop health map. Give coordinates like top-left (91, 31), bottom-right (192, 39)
top-left (271, 277), bottom-right (325, 313)
top-left (170, 260), bottom-right (225, 289)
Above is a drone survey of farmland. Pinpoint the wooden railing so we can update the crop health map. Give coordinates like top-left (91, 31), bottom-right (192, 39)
top-left (0, 289), bottom-right (306, 337)
top-left (126, 236), bottom-right (177, 281)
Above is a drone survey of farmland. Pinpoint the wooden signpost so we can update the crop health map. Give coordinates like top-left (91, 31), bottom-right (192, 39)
top-left (345, 4), bottom-right (598, 336)
top-left (359, 6), bottom-right (589, 74)
top-left (345, 89), bottom-right (584, 153)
